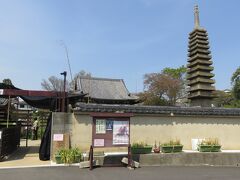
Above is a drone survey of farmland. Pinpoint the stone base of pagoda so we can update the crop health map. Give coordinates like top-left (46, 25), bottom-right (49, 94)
top-left (190, 98), bottom-right (213, 107)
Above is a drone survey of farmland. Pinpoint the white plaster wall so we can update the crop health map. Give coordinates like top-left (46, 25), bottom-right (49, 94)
top-left (130, 115), bottom-right (240, 150)
top-left (72, 113), bottom-right (240, 150)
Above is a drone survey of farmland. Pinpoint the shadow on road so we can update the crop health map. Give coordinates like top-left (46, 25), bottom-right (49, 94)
top-left (4, 146), bottom-right (39, 162)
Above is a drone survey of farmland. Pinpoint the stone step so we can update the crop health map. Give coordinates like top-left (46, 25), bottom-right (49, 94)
top-left (121, 157), bottom-right (140, 168)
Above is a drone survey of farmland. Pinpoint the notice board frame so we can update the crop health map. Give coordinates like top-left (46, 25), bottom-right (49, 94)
top-left (91, 113), bottom-right (133, 148)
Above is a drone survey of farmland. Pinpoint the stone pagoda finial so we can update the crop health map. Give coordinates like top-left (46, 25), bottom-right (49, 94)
top-left (194, 5), bottom-right (200, 28)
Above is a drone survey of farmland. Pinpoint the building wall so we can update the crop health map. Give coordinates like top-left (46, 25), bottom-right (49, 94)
top-left (71, 114), bottom-right (128, 152)
top-left (130, 115), bottom-right (240, 150)
top-left (71, 114), bottom-right (92, 150)
top-left (51, 112), bottom-right (73, 159)
top-left (52, 112), bottom-right (240, 153)
top-left (51, 113), bottom-right (93, 153)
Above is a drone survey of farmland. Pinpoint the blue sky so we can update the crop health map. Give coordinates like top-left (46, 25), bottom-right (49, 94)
top-left (1, 0), bottom-right (240, 92)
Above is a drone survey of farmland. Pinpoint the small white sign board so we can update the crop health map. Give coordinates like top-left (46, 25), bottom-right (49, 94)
top-left (0, 89), bottom-right (3, 95)
top-left (0, 131), bottom-right (2, 140)
top-left (191, 138), bottom-right (204, 150)
top-left (53, 134), bottom-right (64, 141)
top-left (94, 139), bottom-right (104, 147)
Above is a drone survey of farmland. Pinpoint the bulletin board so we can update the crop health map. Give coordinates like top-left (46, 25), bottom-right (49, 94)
top-left (92, 117), bottom-right (130, 148)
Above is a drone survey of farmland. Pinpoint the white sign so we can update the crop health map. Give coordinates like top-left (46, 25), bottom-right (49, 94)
top-left (53, 134), bottom-right (64, 141)
top-left (0, 89), bottom-right (3, 95)
top-left (94, 139), bottom-right (105, 147)
top-left (96, 119), bottom-right (106, 134)
top-left (191, 139), bottom-right (204, 150)
top-left (0, 131), bottom-right (2, 140)
top-left (113, 121), bottom-right (129, 145)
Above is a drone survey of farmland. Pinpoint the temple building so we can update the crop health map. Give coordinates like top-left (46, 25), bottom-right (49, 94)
top-left (187, 5), bottom-right (215, 107)
top-left (75, 76), bottom-right (139, 105)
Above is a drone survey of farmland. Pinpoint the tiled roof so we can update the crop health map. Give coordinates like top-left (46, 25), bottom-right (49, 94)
top-left (0, 98), bottom-right (8, 106)
top-left (77, 77), bottom-right (139, 101)
top-left (75, 103), bottom-right (240, 116)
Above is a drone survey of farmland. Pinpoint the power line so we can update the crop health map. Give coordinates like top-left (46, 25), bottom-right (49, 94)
top-left (59, 41), bottom-right (73, 82)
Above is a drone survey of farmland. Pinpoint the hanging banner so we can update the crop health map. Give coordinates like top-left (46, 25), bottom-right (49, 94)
top-left (113, 121), bottom-right (129, 145)
top-left (96, 119), bottom-right (106, 134)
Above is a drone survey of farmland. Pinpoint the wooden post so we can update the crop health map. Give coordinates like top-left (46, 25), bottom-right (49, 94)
top-left (58, 96), bottom-right (61, 112)
top-left (60, 71), bottom-right (67, 112)
top-left (26, 110), bottom-right (29, 147)
top-left (128, 144), bottom-right (132, 168)
top-left (6, 95), bottom-right (11, 128)
top-left (89, 145), bottom-right (93, 170)
top-left (40, 117), bottom-right (43, 138)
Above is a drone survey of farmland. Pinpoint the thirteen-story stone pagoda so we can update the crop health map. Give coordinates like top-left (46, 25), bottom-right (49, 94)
top-left (187, 5), bottom-right (215, 107)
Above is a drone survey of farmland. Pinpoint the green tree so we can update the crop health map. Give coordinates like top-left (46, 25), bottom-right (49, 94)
top-left (2, 78), bottom-right (13, 86)
top-left (139, 66), bottom-right (187, 106)
top-left (138, 91), bottom-right (168, 106)
top-left (162, 65), bottom-right (186, 79)
top-left (213, 90), bottom-right (233, 107)
top-left (231, 67), bottom-right (240, 100)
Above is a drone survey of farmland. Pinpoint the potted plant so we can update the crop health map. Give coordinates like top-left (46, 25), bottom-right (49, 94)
top-left (153, 141), bottom-right (160, 153)
top-left (55, 148), bottom-right (82, 164)
top-left (55, 150), bottom-right (63, 164)
top-left (161, 139), bottom-right (183, 153)
top-left (172, 139), bottom-right (184, 153)
top-left (198, 138), bottom-right (221, 152)
top-left (55, 148), bottom-right (74, 164)
top-left (131, 142), bottom-right (152, 154)
top-left (198, 139), bottom-right (212, 152)
top-left (211, 138), bottom-right (221, 152)
top-left (60, 149), bottom-right (73, 164)
top-left (71, 147), bottom-right (82, 163)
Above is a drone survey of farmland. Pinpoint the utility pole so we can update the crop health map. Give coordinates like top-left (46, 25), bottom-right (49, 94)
top-left (6, 95), bottom-right (11, 128)
top-left (60, 71), bottom-right (67, 112)
top-left (60, 41), bottom-right (73, 82)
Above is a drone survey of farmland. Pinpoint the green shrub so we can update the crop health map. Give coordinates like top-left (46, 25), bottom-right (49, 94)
top-left (199, 138), bottom-right (220, 146)
top-left (162, 139), bottom-right (182, 146)
top-left (70, 147), bottom-right (82, 163)
top-left (55, 148), bottom-right (82, 164)
top-left (132, 142), bottom-right (150, 148)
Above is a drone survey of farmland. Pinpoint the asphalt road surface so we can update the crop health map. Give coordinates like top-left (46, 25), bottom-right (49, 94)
top-left (0, 166), bottom-right (240, 180)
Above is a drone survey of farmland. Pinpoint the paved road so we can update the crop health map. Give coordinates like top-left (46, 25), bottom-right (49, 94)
top-left (0, 166), bottom-right (240, 180)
